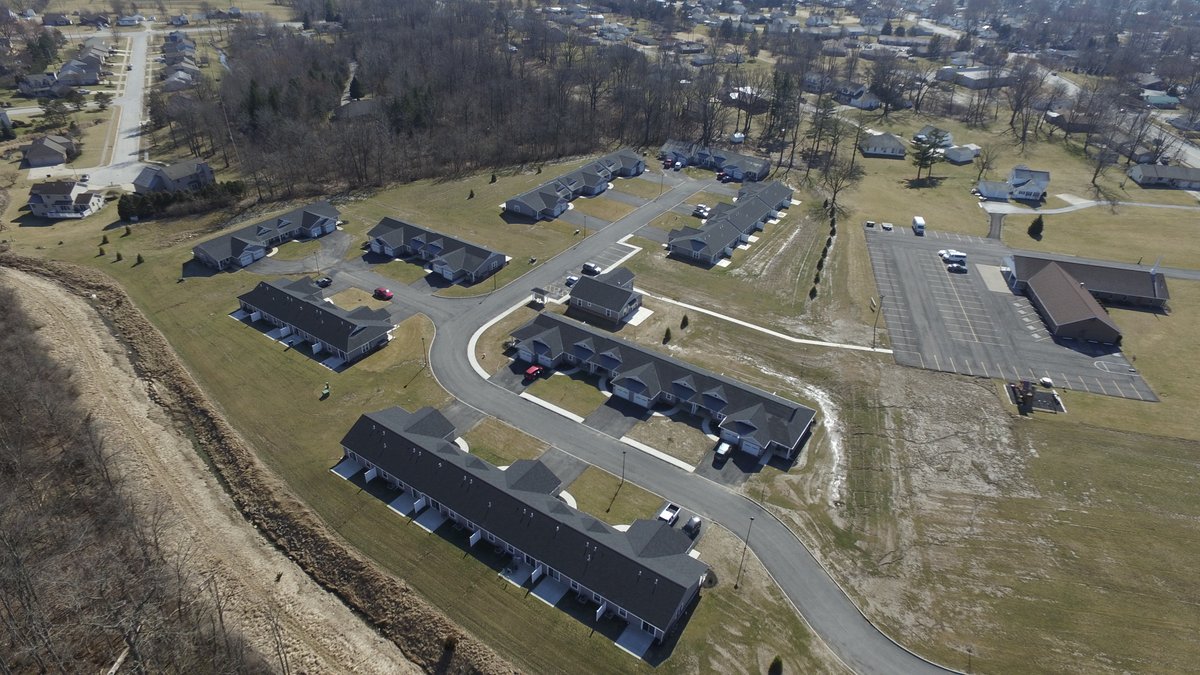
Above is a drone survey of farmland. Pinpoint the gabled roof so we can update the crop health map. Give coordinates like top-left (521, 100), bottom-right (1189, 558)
top-left (238, 277), bottom-right (392, 354)
top-left (667, 220), bottom-right (742, 257)
top-left (569, 266), bottom-right (641, 316)
top-left (29, 180), bottom-right (83, 197)
top-left (1026, 262), bottom-right (1120, 334)
top-left (368, 217), bottom-right (504, 276)
top-left (1009, 255), bottom-right (1169, 303)
top-left (512, 313), bottom-right (816, 451)
top-left (1129, 164), bottom-right (1200, 183)
top-left (1010, 164), bottom-right (1050, 187)
top-left (194, 201), bottom-right (339, 263)
top-left (737, 180), bottom-right (792, 207)
top-left (976, 180), bottom-right (1010, 199)
top-left (340, 407), bottom-right (708, 630)
top-left (860, 132), bottom-right (906, 151)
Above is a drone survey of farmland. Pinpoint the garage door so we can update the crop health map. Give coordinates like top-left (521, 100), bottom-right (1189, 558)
top-left (518, 349), bottom-right (533, 363)
top-left (633, 394), bottom-right (651, 408)
top-left (741, 439), bottom-right (763, 457)
top-left (613, 386), bottom-right (631, 401)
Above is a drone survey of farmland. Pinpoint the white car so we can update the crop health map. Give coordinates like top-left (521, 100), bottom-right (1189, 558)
top-left (881, 222), bottom-right (894, 231)
top-left (939, 249), bottom-right (966, 260)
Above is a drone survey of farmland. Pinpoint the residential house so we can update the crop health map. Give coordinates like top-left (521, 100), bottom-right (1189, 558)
top-left (858, 132), bottom-right (907, 158)
top-left (914, 125), bottom-right (953, 147)
top-left (18, 73), bottom-right (58, 97)
top-left (134, 159), bottom-right (216, 193)
top-left (1167, 117), bottom-right (1200, 133)
top-left (366, 218), bottom-right (507, 285)
top-left (567, 267), bottom-right (642, 325)
top-left (22, 135), bottom-right (77, 167)
top-left (27, 181), bottom-right (104, 219)
top-left (975, 180), bottom-right (1011, 201)
top-left (692, 54), bottom-right (716, 67)
top-left (1007, 165), bottom-right (1050, 201)
top-left (944, 144), bottom-right (980, 165)
top-left (170, 14), bottom-right (190, 25)
top-left (0, 110), bottom-right (10, 131)
top-left (56, 59), bottom-right (100, 86)
top-left (1043, 110), bottom-right (1097, 134)
top-left (1143, 94), bottom-right (1179, 109)
top-left (338, 405), bottom-right (709, 644)
top-left (238, 277), bottom-right (394, 364)
top-left (1132, 72), bottom-right (1166, 91)
top-left (1004, 254), bottom-right (1170, 310)
top-left (192, 201), bottom-right (340, 270)
top-left (1126, 164), bottom-right (1200, 190)
top-left (667, 221), bottom-right (743, 265)
top-left (116, 14), bottom-right (145, 25)
top-left (163, 58), bottom-right (201, 80)
top-left (41, 13), bottom-right (71, 25)
top-left (805, 14), bottom-right (832, 27)
top-left (938, 66), bottom-right (1012, 89)
top-left (161, 71), bottom-right (195, 92)
top-left (505, 149), bottom-right (644, 221)
top-left (512, 313), bottom-right (817, 459)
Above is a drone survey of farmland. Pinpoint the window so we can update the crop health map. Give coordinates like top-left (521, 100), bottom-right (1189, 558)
top-left (618, 608), bottom-right (627, 618)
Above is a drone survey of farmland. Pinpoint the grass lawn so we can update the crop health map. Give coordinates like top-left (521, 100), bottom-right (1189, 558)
top-left (1004, 205), bottom-right (1200, 270)
top-left (565, 466), bottom-right (663, 528)
top-left (327, 287), bottom-right (392, 312)
top-left (569, 194), bottom-right (637, 222)
top-left (370, 257), bottom-right (433, 287)
top-left (68, 111), bottom-right (117, 169)
top-left (473, 304), bottom-right (540, 377)
top-left (524, 371), bottom-right (609, 418)
top-left (269, 237), bottom-right (323, 261)
top-left (648, 211), bottom-right (698, 234)
top-left (625, 414), bottom-right (714, 466)
top-left (432, 258), bottom-right (529, 298)
top-left (683, 190), bottom-right (733, 207)
top-left (842, 110), bottom-right (1194, 239)
top-left (611, 174), bottom-right (668, 200)
top-left (1051, 279), bottom-right (1200, 442)
top-left (461, 417), bottom-right (548, 468)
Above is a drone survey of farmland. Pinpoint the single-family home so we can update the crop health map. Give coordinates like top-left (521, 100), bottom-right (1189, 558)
top-left (939, 66), bottom-right (1012, 90)
top-left (1143, 94), bottom-right (1179, 109)
top-left (22, 135), bottom-right (78, 167)
top-left (161, 71), bottom-right (195, 92)
top-left (805, 14), bottom-right (832, 27)
top-left (568, 266), bottom-right (642, 325)
top-left (975, 180), bottom-right (1011, 201)
top-left (1007, 165), bottom-right (1050, 201)
top-left (338, 405), bottom-right (709, 645)
top-left (511, 312), bottom-right (817, 459)
top-left (1126, 164), bottom-right (1200, 190)
top-left (134, 159), bottom-right (216, 193)
top-left (914, 125), bottom-right (953, 148)
top-left (1132, 72), bottom-right (1166, 91)
top-left (163, 58), bottom-right (201, 80)
top-left (366, 218), bottom-right (507, 285)
top-left (1167, 117), bottom-right (1200, 133)
top-left (27, 181), bottom-right (105, 219)
top-left (944, 144), bottom-right (980, 165)
top-left (858, 132), bottom-right (907, 158)
top-left (192, 201), bottom-right (340, 270)
top-left (238, 277), bottom-right (394, 364)
top-left (18, 73), bottom-right (58, 97)
top-left (116, 14), bottom-right (145, 25)
top-left (170, 14), bottom-right (190, 25)
top-left (41, 13), bottom-right (71, 25)
top-left (56, 59), bottom-right (100, 86)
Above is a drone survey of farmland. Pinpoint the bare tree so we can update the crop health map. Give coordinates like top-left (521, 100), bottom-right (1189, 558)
top-left (975, 144), bottom-right (1002, 182)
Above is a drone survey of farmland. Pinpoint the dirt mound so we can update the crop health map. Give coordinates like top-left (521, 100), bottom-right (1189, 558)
top-left (0, 253), bottom-right (513, 675)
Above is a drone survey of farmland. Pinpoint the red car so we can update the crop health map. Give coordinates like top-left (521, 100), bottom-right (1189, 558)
top-left (374, 287), bottom-right (394, 300)
top-left (524, 365), bottom-right (546, 380)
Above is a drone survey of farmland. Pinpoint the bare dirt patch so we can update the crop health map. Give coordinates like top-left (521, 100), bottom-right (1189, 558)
top-left (0, 255), bottom-right (511, 674)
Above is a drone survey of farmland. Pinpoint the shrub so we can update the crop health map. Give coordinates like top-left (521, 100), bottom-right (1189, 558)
top-left (115, 252), bottom-right (123, 261)
top-left (468, 189), bottom-right (475, 199)
top-left (680, 314), bottom-right (689, 329)
top-left (768, 655), bottom-right (783, 675)
top-left (663, 327), bottom-right (672, 344)
top-left (809, 286), bottom-right (817, 299)
top-left (101, 234), bottom-right (109, 245)
top-left (1028, 215), bottom-right (1044, 239)
top-left (135, 253), bottom-right (144, 265)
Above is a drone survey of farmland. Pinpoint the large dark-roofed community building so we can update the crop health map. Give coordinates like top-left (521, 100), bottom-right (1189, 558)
top-left (338, 406), bottom-right (709, 645)
top-left (1004, 255), bottom-right (1170, 344)
top-left (512, 312), bottom-right (815, 460)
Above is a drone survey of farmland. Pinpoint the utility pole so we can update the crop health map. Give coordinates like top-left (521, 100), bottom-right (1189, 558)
top-left (420, 335), bottom-right (426, 368)
top-left (734, 516), bottom-right (755, 589)
top-left (620, 450), bottom-right (626, 486)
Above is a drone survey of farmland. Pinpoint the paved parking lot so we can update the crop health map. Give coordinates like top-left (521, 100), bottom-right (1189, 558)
top-left (865, 226), bottom-right (1157, 401)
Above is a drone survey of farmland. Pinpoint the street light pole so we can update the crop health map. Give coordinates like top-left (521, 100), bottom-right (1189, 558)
top-left (872, 294), bottom-right (885, 349)
top-left (420, 335), bottom-right (426, 368)
top-left (734, 516), bottom-right (755, 589)
top-left (620, 450), bottom-right (626, 486)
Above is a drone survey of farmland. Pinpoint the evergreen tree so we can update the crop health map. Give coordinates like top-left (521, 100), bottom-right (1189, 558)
top-left (1028, 215), bottom-right (1044, 239)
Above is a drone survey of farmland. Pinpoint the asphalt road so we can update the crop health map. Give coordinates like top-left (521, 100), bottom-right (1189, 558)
top-left (413, 179), bottom-right (949, 673)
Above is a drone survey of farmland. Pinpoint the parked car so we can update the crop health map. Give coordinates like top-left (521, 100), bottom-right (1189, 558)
top-left (79, 174), bottom-right (90, 182)
top-left (565, 275), bottom-right (580, 287)
top-left (657, 503), bottom-right (681, 525)
top-left (881, 222), bottom-right (894, 231)
top-left (373, 287), bottom-right (393, 300)
top-left (692, 204), bottom-right (710, 218)
top-left (865, 220), bottom-right (876, 228)
top-left (673, 161), bottom-right (683, 171)
top-left (947, 262), bottom-right (968, 273)
top-left (581, 262), bottom-right (603, 276)
top-left (682, 516), bottom-right (702, 536)
top-left (315, 276), bottom-right (332, 288)
top-left (715, 441), bottom-right (733, 459)
top-left (523, 364), bottom-right (546, 380)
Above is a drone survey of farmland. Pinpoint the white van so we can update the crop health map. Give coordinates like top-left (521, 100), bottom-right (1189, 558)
top-left (912, 216), bottom-right (926, 235)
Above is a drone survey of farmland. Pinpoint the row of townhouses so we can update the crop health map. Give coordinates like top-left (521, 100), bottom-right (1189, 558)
top-left (505, 149), bottom-right (645, 221)
top-left (667, 181), bottom-right (792, 266)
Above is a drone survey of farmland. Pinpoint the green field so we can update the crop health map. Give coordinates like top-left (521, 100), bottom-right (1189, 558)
top-left (461, 417), bottom-right (548, 468)
top-left (570, 193), bottom-right (637, 222)
top-left (565, 466), bottom-right (663, 528)
top-left (1005, 205), bottom-right (1200, 270)
top-left (625, 413), bottom-right (714, 466)
top-left (524, 371), bottom-right (610, 418)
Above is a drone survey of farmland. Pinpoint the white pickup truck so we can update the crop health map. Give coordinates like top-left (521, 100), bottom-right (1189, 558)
top-left (657, 503), bottom-right (681, 525)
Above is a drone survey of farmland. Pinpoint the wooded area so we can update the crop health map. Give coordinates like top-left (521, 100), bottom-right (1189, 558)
top-left (0, 287), bottom-right (266, 673)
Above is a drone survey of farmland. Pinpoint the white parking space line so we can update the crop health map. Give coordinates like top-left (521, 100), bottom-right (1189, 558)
top-left (1110, 379), bottom-right (1127, 397)
top-left (1094, 377), bottom-right (1110, 395)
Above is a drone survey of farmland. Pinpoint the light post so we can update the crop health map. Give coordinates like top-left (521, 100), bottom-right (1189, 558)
top-left (734, 516), bottom-right (755, 589)
top-left (872, 294), bottom-right (885, 349)
top-left (620, 450), bottom-right (626, 486)
top-left (420, 335), bottom-right (426, 368)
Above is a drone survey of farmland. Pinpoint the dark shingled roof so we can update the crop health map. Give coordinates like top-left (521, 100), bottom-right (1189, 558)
top-left (667, 221), bottom-right (743, 258)
top-left (340, 407), bottom-right (708, 630)
top-left (368, 217), bottom-right (505, 277)
top-left (512, 313), bottom-right (816, 451)
top-left (568, 266), bottom-right (640, 316)
top-left (195, 201), bottom-right (339, 264)
top-left (238, 277), bottom-right (393, 354)
top-left (1010, 255), bottom-right (1169, 304)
